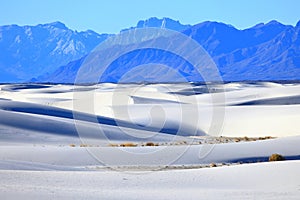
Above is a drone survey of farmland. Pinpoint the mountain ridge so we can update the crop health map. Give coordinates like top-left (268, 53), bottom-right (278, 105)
top-left (0, 22), bottom-right (110, 82)
top-left (0, 18), bottom-right (300, 83)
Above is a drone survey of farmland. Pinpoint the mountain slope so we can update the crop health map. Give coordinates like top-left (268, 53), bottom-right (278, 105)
top-left (0, 22), bottom-right (109, 82)
top-left (214, 22), bottom-right (300, 80)
top-left (1, 18), bottom-right (300, 83)
top-left (121, 17), bottom-right (191, 32)
top-left (40, 19), bottom-right (300, 83)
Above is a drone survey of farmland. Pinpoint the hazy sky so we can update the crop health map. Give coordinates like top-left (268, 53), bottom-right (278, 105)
top-left (1, 0), bottom-right (300, 33)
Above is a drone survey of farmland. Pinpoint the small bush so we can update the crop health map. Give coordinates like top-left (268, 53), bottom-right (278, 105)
top-left (234, 138), bottom-right (240, 142)
top-left (108, 143), bottom-right (119, 147)
top-left (259, 136), bottom-right (274, 140)
top-left (69, 144), bottom-right (76, 147)
top-left (269, 154), bottom-right (285, 162)
top-left (145, 142), bottom-right (155, 146)
top-left (120, 143), bottom-right (137, 147)
top-left (181, 141), bottom-right (187, 145)
top-left (80, 144), bottom-right (88, 147)
top-left (210, 163), bottom-right (217, 168)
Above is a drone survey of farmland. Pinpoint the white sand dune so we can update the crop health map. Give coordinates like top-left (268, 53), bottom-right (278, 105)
top-left (1, 82), bottom-right (300, 141)
top-left (0, 135), bottom-right (299, 170)
top-left (0, 82), bottom-right (299, 146)
top-left (0, 161), bottom-right (299, 200)
top-left (1, 82), bottom-right (300, 199)
top-left (0, 99), bottom-right (196, 143)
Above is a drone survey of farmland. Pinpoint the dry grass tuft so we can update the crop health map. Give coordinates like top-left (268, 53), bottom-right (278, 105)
top-left (108, 143), bottom-right (119, 147)
top-left (210, 163), bottom-right (217, 168)
top-left (259, 136), bottom-right (274, 140)
top-left (234, 138), bottom-right (240, 142)
top-left (69, 144), bottom-right (76, 147)
top-left (120, 142), bottom-right (137, 147)
top-left (145, 142), bottom-right (158, 146)
top-left (269, 153), bottom-right (285, 162)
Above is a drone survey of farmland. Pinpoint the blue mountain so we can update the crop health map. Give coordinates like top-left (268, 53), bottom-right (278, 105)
top-left (0, 22), bottom-right (109, 82)
top-left (0, 18), bottom-right (300, 83)
top-left (121, 17), bottom-right (191, 32)
top-left (184, 20), bottom-right (300, 80)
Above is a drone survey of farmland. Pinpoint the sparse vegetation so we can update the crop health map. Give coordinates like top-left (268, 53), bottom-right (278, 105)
top-left (108, 143), bottom-right (119, 147)
top-left (259, 136), bottom-right (274, 140)
top-left (269, 153), bottom-right (285, 162)
top-left (70, 135), bottom-right (276, 149)
top-left (210, 163), bottom-right (217, 168)
top-left (145, 142), bottom-right (155, 146)
top-left (119, 142), bottom-right (137, 147)
top-left (234, 138), bottom-right (241, 142)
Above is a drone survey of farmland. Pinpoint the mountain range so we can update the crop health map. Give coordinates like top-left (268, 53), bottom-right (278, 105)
top-left (0, 17), bottom-right (299, 83)
top-left (0, 22), bottom-right (109, 82)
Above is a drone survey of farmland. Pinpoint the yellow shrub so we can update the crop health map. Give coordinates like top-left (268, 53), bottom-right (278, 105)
top-left (269, 154), bottom-right (285, 161)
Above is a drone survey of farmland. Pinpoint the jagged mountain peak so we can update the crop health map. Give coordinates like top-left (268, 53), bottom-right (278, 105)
top-left (41, 21), bottom-right (68, 30)
top-left (266, 20), bottom-right (283, 26)
top-left (193, 21), bottom-right (237, 28)
top-left (1, 18), bottom-right (300, 83)
top-left (0, 22), bottom-right (109, 82)
top-left (122, 17), bottom-right (191, 32)
top-left (39, 19), bottom-right (300, 83)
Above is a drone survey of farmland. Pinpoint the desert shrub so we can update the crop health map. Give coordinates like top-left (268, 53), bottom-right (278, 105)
top-left (234, 138), bottom-right (240, 142)
top-left (108, 143), bottom-right (119, 147)
top-left (259, 136), bottom-right (275, 140)
top-left (120, 143), bottom-right (137, 147)
top-left (69, 144), bottom-right (76, 147)
top-left (145, 142), bottom-right (155, 146)
top-left (210, 163), bottom-right (217, 168)
top-left (80, 144), bottom-right (88, 147)
top-left (269, 154), bottom-right (285, 162)
top-left (175, 141), bottom-right (185, 145)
